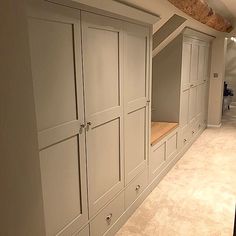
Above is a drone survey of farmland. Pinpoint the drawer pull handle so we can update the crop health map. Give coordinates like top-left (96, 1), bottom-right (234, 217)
top-left (192, 131), bottom-right (195, 134)
top-left (106, 213), bottom-right (113, 224)
top-left (190, 84), bottom-right (194, 87)
top-left (184, 139), bottom-right (187, 142)
top-left (135, 185), bottom-right (141, 191)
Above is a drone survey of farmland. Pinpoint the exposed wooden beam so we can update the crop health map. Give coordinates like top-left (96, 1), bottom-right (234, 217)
top-left (168, 0), bottom-right (232, 32)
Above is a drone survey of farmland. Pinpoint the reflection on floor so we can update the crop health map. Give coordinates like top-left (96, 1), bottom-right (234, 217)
top-left (116, 109), bottom-right (236, 235)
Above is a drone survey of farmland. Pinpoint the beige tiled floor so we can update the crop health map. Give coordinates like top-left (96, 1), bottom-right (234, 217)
top-left (116, 107), bottom-right (236, 236)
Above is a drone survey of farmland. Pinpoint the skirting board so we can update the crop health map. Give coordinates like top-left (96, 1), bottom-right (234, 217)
top-left (207, 123), bottom-right (222, 128)
top-left (105, 127), bottom-right (205, 236)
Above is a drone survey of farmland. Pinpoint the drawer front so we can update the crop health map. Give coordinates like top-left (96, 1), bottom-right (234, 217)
top-left (150, 142), bottom-right (166, 181)
top-left (73, 225), bottom-right (89, 236)
top-left (90, 192), bottom-right (124, 236)
top-left (166, 133), bottom-right (177, 160)
top-left (125, 169), bottom-right (148, 209)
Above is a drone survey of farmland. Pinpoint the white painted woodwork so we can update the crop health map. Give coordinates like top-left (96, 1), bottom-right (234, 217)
top-left (182, 124), bottom-right (191, 147)
top-left (181, 42), bottom-right (192, 90)
top-left (150, 142), bottom-right (165, 181)
top-left (125, 108), bottom-right (146, 183)
top-left (73, 225), bottom-right (89, 236)
top-left (40, 137), bottom-right (84, 236)
top-left (204, 46), bottom-right (210, 81)
top-left (29, 18), bottom-right (76, 132)
top-left (166, 133), bottom-right (178, 160)
top-left (198, 44), bottom-right (206, 83)
top-left (90, 192), bottom-right (125, 236)
top-left (81, 12), bottom-right (124, 216)
top-left (202, 81), bottom-right (209, 125)
top-left (28, 3), bottom-right (88, 235)
top-left (124, 169), bottom-right (148, 209)
top-left (124, 22), bottom-right (149, 184)
top-left (180, 89), bottom-right (190, 127)
top-left (196, 84), bottom-right (203, 117)
top-left (188, 86), bottom-right (197, 123)
top-left (190, 43), bottom-right (199, 84)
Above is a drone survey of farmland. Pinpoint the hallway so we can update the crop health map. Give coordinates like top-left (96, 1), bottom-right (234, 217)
top-left (222, 104), bottom-right (236, 127)
top-left (117, 111), bottom-right (236, 235)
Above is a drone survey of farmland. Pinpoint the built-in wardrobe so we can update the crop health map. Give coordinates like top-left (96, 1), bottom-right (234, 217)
top-left (27, 1), bottom-right (151, 236)
top-left (27, 1), bottom-right (212, 235)
top-left (151, 29), bottom-right (212, 183)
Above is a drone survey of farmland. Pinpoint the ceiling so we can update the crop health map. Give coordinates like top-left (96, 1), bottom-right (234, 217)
top-left (206, 0), bottom-right (236, 19)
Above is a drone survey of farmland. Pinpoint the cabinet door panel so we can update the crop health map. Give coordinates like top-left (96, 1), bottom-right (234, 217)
top-left (83, 27), bottom-right (120, 116)
top-left (166, 133), bottom-right (177, 160)
top-left (126, 107), bottom-right (146, 183)
top-left (202, 82), bottom-right (209, 124)
top-left (29, 16), bottom-right (77, 132)
top-left (28, 3), bottom-right (88, 235)
top-left (150, 143), bottom-right (166, 181)
top-left (196, 84), bottom-right (203, 116)
top-left (126, 27), bottom-right (147, 102)
top-left (124, 22), bottom-right (149, 184)
top-left (181, 42), bottom-right (191, 89)
top-left (190, 44), bottom-right (199, 84)
top-left (86, 118), bottom-right (122, 207)
top-left (81, 12), bottom-right (124, 216)
top-left (189, 86), bottom-right (197, 122)
top-left (198, 45), bottom-right (206, 82)
top-left (40, 137), bottom-right (84, 236)
top-left (204, 46), bottom-right (210, 81)
top-left (180, 89), bottom-right (190, 127)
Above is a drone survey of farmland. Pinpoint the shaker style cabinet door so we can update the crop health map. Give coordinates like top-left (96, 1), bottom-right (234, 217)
top-left (28, 2), bottom-right (88, 236)
top-left (81, 12), bottom-right (124, 216)
top-left (124, 22), bottom-right (150, 184)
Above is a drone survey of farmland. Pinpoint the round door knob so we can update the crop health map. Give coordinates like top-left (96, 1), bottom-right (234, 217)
top-left (135, 185), bottom-right (141, 191)
top-left (79, 124), bottom-right (85, 134)
top-left (86, 122), bottom-right (92, 131)
top-left (106, 213), bottom-right (113, 224)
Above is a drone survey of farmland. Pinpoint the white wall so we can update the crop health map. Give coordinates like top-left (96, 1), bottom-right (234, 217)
top-left (0, 1), bottom-right (45, 235)
top-left (208, 37), bottom-right (227, 126)
top-left (225, 39), bottom-right (236, 102)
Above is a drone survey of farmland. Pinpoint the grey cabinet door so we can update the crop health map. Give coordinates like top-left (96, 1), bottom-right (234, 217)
top-left (81, 12), bottom-right (124, 216)
top-left (28, 2), bottom-right (88, 235)
top-left (124, 22), bottom-right (150, 184)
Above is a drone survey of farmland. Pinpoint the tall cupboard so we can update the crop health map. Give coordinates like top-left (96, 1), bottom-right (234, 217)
top-left (180, 33), bottom-right (211, 148)
top-left (27, 1), bottom-right (151, 235)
